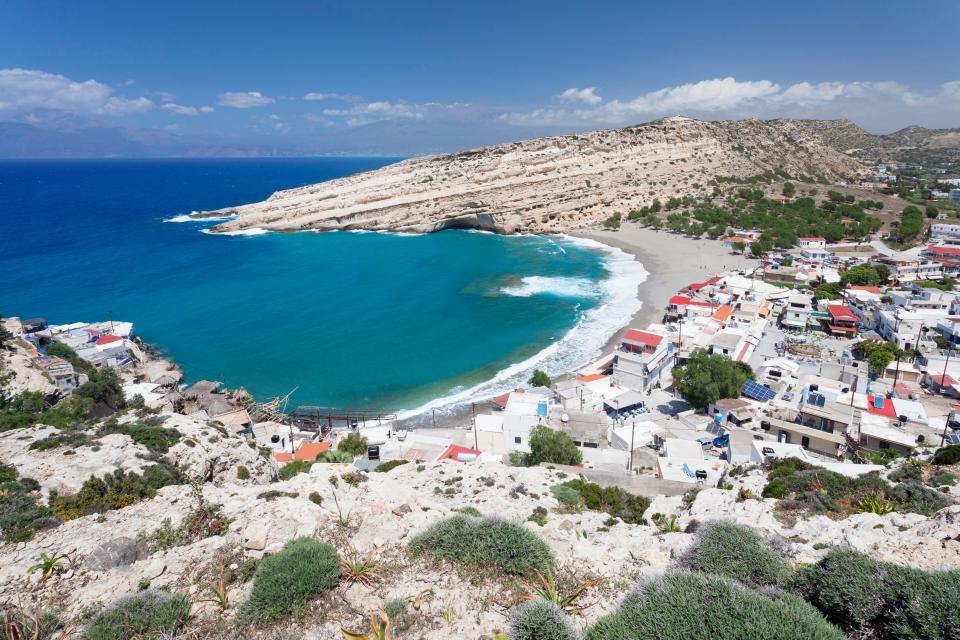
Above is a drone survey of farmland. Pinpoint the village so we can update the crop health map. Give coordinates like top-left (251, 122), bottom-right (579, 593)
top-left (6, 209), bottom-right (960, 496)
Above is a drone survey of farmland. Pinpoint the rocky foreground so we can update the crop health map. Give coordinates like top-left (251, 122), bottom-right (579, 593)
top-left (195, 116), bottom-right (867, 235)
top-left (2, 414), bottom-right (959, 639)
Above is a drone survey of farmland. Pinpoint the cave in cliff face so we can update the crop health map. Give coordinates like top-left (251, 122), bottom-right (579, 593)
top-left (431, 212), bottom-right (500, 233)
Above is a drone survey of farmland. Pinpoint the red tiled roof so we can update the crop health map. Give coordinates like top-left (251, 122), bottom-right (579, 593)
top-left (927, 245), bottom-right (960, 256)
top-left (711, 305), bottom-right (733, 322)
top-left (847, 286), bottom-right (881, 294)
top-left (867, 395), bottom-right (898, 418)
top-left (623, 329), bottom-right (664, 347)
top-left (95, 335), bottom-right (123, 346)
top-left (438, 444), bottom-right (482, 462)
top-left (490, 391), bottom-right (512, 409)
top-left (668, 295), bottom-right (692, 305)
top-left (827, 304), bottom-right (857, 322)
top-left (273, 452), bottom-right (294, 463)
top-left (704, 276), bottom-right (724, 285)
top-left (294, 441), bottom-right (332, 462)
top-left (577, 373), bottom-right (607, 383)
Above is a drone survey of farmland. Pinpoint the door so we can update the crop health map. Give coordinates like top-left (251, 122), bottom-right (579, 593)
top-left (801, 436), bottom-right (810, 449)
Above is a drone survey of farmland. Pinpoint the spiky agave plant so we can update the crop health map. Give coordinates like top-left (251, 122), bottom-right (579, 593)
top-left (26, 552), bottom-right (66, 581)
top-left (507, 568), bottom-right (604, 614)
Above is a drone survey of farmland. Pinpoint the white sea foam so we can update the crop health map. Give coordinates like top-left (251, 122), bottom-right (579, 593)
top-left (396, 235), bottom-right (648, 419)
top-left (163, 212), bottom-right (236, 223)
top-left (501, 276), bottom-right (600, 299)
top-left (200, 228), bottom-right (271, 237)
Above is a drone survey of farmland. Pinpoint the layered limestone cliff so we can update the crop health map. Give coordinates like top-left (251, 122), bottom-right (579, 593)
top-left (194, 116), bottom-right (868, 235)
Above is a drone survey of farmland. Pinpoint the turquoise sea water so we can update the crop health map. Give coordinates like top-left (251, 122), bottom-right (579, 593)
top-left (0, 158), bottom-right (646, 414)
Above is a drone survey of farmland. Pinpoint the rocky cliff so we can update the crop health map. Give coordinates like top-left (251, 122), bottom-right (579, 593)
top-left (194, 116), bottom-right (867, 235)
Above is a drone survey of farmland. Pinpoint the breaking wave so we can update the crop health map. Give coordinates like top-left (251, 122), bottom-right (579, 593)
top-left (397, 235), bottom-right (647, 419)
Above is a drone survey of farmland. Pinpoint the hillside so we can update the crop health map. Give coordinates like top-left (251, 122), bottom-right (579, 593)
top-left (1, 418), bottom-right (958, 639)
top-left (194, 116), bottom-right (868, 235)
top-left (802, 119), bottom-right (960, 164)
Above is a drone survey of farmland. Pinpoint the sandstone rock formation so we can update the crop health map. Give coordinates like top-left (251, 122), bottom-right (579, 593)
top-left (195, 116), bottom-right (868, 235)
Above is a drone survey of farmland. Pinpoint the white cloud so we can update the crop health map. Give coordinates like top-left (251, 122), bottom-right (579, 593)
top-left (0, 68), bottom-right (154, 116)
top-left (322, 100), bottom-right (425, 126)
top-left (303, 92), bottom-right (358, 102)
top-left (200, 105), bottom-right (214, 113)
top-left (505, 77), bottom-right (960, 128)
top-left (162, 103), bottom-right (200, 116)
top-left (217, 91), bottom-right (274, 108)
top-left (557, 87), bottom-right (602, 105)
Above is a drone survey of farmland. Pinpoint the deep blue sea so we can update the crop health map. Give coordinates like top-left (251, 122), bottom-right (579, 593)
top-left (0, 158), bottom-right (646, 415)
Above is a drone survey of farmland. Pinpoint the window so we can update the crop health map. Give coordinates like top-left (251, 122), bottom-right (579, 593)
top-left (583, 442), bottom-right (599, 448)
top-left (513, 436), bottom-right (521, 444)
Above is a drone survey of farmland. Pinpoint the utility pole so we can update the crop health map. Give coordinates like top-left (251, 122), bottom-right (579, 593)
top-left (471, 403), bottom-right (478, 449)
top-left (628, 418), bottom-right (636, 474)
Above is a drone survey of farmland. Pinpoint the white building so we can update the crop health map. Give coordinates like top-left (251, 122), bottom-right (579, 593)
top-left (780, 293), bottom-right (814, 330)
top-left (797, 237), bottom-right (826, 250)
top-left (611, 328), bottom-right (675, 393)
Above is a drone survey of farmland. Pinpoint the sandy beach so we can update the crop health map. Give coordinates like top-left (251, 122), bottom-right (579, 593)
top-left (576, 223), bottom-right (757, 355)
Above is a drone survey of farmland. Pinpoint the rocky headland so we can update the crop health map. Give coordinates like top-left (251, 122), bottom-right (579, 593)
top-left (194, 116), bottom-right (867, 235)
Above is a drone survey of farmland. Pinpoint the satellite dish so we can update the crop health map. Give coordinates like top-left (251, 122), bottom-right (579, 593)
top-left (561, 413), bottom-right (570, 423)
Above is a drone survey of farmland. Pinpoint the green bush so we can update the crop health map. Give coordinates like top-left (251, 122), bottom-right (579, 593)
top-left (561, 479), bottom-right (649, 525)
top-left (885, 480), bottom-right (950, 515)
top-left (85, 590), bottom-right (191, 640)
top-left (0, 463), bottom-right (16, 483)
top-left (314, 449), bottom-right (354, 463)
top-left (98, 421), bottom-right (180, 453)
top-left (278, 460), bottom-right (312, 480)
top-left (512, 426), bottom-right (583, 467)
top-left (587, 572), bottom-right (845, 640)
top-left (48, 465), bottom-right (184, 521)
top-left (337, 433), bottom-right (368, 457)
top-left (375, 459), bottom-right (409, 472)
top-left (889, 462), bottom-right (923, 483)
top-left (550, 484), bottom-right (582, 511)
top-left (677, 521), bottom-right (791, 588)
top-left (931, 472), bottom-right (957, 486)
top-left (236, 465), bottom-right (250, 480)
top-left (933, 445), bottom-right (960, 465)
top-left (240, 537), bottom-right (341, 623)
top-left (409, 515), bottom-right (554, 576)
top-left (762, 458), bottom-right (949, 517)
top-left (0, 475), bottom-right (57, 542)
top-left (791, 548), bottom-right (960, 640)
top-left (762, 478), bottom-right (788, 499)
top-left (509, 600), bottom-right (582, 640)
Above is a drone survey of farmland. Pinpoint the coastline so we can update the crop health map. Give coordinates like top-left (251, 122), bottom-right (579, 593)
top-left (398, 224), bottom-right (757, 428)
top-left (573, 224), bottom-right (757, 356)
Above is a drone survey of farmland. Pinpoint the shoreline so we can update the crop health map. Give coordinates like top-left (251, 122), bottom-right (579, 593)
top-left (399, 224), bottom-right (757, 428)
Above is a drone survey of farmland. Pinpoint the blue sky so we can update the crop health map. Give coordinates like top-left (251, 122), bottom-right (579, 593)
top-left (2, 0), bottom-right (959, 155)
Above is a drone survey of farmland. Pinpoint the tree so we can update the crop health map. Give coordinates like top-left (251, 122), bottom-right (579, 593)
top-left (841, 264), bottom-right (887, 286)
top-left (899, 206), bottom-right (924, 240)
top-left (732, 241), bottom-right (746, 254)
top-left (528, 369), bottom-right (551, 388)
top-left (671, 350), bottom-right (755, 410)
top-left (782, 182), bottom-right (796, 197)
top-left (926, 205), bottom-right (940, 219)
top-left (524, 426), bottom-right (582, 466)
top-left (602, 213), bottom-right (621, 230)
top-left (815, 282), bottom-right (842, 300)
top-left (337, 433), bottom-right (368, 457)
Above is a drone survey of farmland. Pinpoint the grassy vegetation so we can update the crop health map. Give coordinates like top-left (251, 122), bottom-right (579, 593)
top-left (0, 463), bottom-right (56, 542)
top-left (761, 457), bottom-right (950, 518)
top-left (933, 445), bottom-right (960, 466)
top-left (559, 479), bottom-right (650, 525)
top-left (48, 464), bottom-right (184, 521)
top-left (337, 432), bottom-right (368, 457)
top-left (85, 590), bottom-right (191, 640)
top-left (677, 522), bottom-right (791, 588)
top-left (240, 537), bottom-right (341, 623)
top-left (509, 600), bottom-right (581, 640)
top-left (374, 459), bottom-right (409, 472)
top-left (277, 459), bottom-right (313, 480)
top-left (409, 514), bottom-right (554, 576)
top-left (587, 571), bottom-right (845, 640)
top-left (791, 548), bottom-right (960, 640)
top-left (97, 419), bottom-right (181, 453)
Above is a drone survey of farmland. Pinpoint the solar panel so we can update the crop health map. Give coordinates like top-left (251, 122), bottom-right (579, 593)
top-left (742, 380), bottom-right (776, 402)
top-left (946, 433), bottom-right (960, 446)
